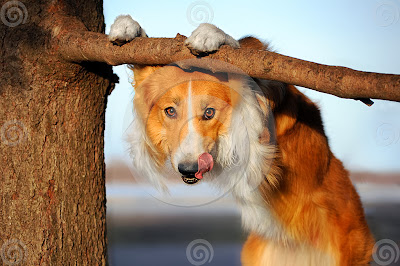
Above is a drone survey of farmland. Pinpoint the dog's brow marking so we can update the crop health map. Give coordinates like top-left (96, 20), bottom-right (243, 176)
top-left (173, 98), bottom-right (180, 106)
top-left (200, 100), bottom-right (208, 110)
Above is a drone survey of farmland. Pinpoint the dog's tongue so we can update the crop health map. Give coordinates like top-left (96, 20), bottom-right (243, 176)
top-left (195, 153), bottom-right (214, 179)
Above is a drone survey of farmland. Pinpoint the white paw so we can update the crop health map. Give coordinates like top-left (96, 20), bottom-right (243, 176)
top-left (185, 23), bottom-right (240, 53)
top-left (108, 15), bottom-right (147, 44)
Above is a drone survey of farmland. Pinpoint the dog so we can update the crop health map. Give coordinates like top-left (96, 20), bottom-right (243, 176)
top-left (109, 15), bottom-right (374, 266)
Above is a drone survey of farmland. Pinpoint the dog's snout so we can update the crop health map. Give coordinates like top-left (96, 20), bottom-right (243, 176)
top-left (178, 162), bottom-right (198, 176)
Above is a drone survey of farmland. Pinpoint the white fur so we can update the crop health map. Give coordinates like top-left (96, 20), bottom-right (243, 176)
top-left (172, 80), bottom-right (205, 169)
top-left (185, 23), bottom-right (240, 53)
top-left (127, 74), bottom-right (289, 242)
top-left (108, 15), bottom-right (147, 42)
top-left (126, 113), bottom-right (169, 192)
top-left (206, 80), bottom-right (288, 242)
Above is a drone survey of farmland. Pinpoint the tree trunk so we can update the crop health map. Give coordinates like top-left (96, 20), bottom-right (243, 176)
top-left (0, 0), bottom-right (113, 264)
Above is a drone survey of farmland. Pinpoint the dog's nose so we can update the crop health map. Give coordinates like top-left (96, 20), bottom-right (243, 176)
top-left (178, 162), bottom-right (198, 176)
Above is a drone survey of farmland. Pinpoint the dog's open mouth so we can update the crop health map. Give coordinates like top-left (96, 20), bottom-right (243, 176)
top-left (180, 153), bottom-right (214, 185)
top-left (181, 175), bottom-right (200, 185)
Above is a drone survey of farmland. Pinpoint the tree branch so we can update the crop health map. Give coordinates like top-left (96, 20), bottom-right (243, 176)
top-left (54, 26), bottom-right (400, 102)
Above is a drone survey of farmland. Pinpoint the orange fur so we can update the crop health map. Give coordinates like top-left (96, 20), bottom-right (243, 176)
top-left (241, 38), bottom-right (374, 266)
top-left (131, 38), bottom-right (374, 265)
top-left (131, 64), bottom-right (240, 169)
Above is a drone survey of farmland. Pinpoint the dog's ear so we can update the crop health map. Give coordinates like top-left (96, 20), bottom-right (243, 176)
top-left (252, 80), bottom-right (298, 137)
top-left (255, 93), bottom-right (269, 117)
top-left (129, 64), bottom-right (161, 87)
top-left (128, 65), bottom-right (162, 124)
top-left (130, 65), bottom-right (163, 117)
top-left (273, 85), bottom-right (299, 136)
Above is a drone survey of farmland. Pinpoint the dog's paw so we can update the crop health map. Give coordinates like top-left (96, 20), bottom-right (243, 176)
top-left (108, 15), bottom-right (147, 45)
top-left (185, 23), bottom-right (240, 54)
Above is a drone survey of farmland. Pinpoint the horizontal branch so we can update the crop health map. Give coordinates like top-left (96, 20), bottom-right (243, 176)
top-left (55, 28), bottom-right (400, 102)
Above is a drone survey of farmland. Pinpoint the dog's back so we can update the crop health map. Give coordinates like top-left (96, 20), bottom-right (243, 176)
top-left (241, 39), bottom-right (374, 264)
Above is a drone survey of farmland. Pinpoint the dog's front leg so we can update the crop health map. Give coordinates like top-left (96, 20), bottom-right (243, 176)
top-left (108, 15), bottom-right (147, 45)
top-left (185, 23), bottom-right (240, 54)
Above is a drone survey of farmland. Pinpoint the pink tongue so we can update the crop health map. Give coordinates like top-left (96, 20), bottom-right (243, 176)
top-left (195, 153), bottom-right (214, 179)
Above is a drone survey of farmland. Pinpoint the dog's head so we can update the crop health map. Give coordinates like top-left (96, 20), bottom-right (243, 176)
top-left (128, 60), bottom-right (279, 193)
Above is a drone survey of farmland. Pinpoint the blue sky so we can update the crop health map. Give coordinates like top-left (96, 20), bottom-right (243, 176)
top-left (104, 0), bottom-right (400, 172)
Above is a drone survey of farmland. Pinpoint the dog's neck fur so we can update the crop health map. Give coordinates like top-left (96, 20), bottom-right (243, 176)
top-left (236, 80), bottom-right (337, 246)
top-left (216, 79), bottom-right (291, 243)
top-left (231, 81), bottom-right (327, 244)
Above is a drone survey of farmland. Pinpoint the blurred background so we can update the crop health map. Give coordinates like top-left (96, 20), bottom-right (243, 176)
top-left (103, 0), bottom-right (400, 265)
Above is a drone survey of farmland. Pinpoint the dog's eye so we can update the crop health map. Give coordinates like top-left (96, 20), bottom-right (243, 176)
top-left (203, 108), bottom-right (215, 120)
top-left (165, 107), bottom-right (176, 118)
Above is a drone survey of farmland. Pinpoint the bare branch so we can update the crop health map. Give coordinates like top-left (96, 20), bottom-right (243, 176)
top-left (54, 24), bottom-right (400, 102)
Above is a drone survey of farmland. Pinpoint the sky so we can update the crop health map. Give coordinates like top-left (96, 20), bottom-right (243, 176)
top-left (103, 0), bottom-right (400, 172)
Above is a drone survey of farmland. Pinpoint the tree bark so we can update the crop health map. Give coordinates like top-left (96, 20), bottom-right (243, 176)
top-left (55, 30), bottom-right (400, 102)
top-left (0, 0), bottom-right (113, 264)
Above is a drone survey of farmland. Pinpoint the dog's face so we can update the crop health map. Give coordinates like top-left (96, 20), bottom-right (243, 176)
top-left (133, 65), bottom-right (241, 184)
top-left (150, 80), bottom-right (239, 182)
top-left (130, 62), bottom-right (275, 192)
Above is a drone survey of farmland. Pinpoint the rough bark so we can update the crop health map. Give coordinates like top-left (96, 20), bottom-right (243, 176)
top-left (0, 0), bottom-right (113, 264)
top-left (55, 30), bottom-right (400, 102)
